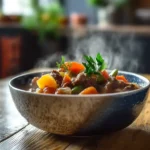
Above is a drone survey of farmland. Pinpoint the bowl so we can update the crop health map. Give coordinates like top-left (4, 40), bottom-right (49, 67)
top-left (9, 71), bottom-right (150, 136)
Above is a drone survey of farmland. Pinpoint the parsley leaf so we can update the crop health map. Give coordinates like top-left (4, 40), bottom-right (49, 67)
top-left (82, 53), bottom-right (107, 76)
top-left (56, 56), bottom-right (68, 71)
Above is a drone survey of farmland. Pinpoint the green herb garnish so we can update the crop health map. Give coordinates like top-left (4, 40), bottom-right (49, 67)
top-left (82, 53), bottom-right (107, 76)
top-left (56, 56), bottom-right (68, 71)
top-left (56, 56), bottom-right (73, 72)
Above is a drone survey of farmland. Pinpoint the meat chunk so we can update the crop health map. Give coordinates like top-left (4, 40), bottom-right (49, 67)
top-left (105, 77), bottom-right (139, 93)
top-left (123, 83), bottom-right (140, 91)
top-left (62, 82), bottom-right (73, 88)
top-left (55, 87), bottom-right (72, 94)
top-left (105, 78), bottom-right (128, 93)
top-left (43, 87), bottom-right (56, 94)
top-left (72, 72), bottom-right (97, 88)
top-left (29, 77), bottom-right (39, 91)
top-left (50, 70), bottom-right (63, 86)
top-left (31, 77), bottom-right (39, 86)
top-left (72, 72), bottom-right (86, 85)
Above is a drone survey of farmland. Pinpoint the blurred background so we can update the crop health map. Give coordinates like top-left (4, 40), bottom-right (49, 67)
top-left (0, 0), bottom-right (150, 78)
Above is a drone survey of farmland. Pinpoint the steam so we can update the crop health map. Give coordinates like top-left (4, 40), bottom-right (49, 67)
top-left (35, 33), bottom-right (143, 73)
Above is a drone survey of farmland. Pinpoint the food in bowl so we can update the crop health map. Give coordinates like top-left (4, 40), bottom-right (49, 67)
top-left (9, 64), bottom-right (150, 136)
top-left (29, 53), bottom-right (140, 94)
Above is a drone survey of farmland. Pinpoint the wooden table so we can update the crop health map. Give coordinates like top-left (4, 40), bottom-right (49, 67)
top-left (0, 70), bottom-right (150, 150)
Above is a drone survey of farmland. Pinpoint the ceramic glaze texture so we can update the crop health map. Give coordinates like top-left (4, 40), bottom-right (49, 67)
top-left (9, 71), bottom-right (150, 136)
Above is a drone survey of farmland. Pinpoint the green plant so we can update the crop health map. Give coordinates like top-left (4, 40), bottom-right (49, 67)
top-left (21, 0), bottom-right (65, 40)
top-left (88, 0), bottom-right (128, 8)
top-left (88, 0), bottom-right (109, 7)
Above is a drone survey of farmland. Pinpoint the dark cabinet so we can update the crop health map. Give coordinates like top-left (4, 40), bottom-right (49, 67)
top-left (0, 25), bottom-right (40, 78)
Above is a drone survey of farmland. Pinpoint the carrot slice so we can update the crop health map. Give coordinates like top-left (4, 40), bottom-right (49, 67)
top-left (37, 74), bottom-right (57, 89)
top-left (79, 86), bottom-right (98, 95)
top-left (65, 62), bottom-right (85, 74)
top-left (101, 70), bottom-right (109, 80)
top-left (62, 73), bottom-right (71, 85)
top-left (116, 75), bottom-right (128, 83)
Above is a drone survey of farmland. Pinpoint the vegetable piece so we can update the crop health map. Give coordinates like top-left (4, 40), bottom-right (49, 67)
top-left (101, 70), bottom-right (109, 80)
top-left (65, 62), bottom-right (85, 74)
top-left (72, 86), bottom-right (83, 94)
top-left (56, 56), bottom-right (68, 71)
top-left (55, 87), bottom-right (72, 94)
top-left (56, 56), bottom-right (85, 74)
top-left (96, 75), bottom-right (105, 83)
top-left (96, 53), bottom-right (107, 71)
top-left (116, 75), bottom-right (128, 83)
top-left (62, 73), bottom-right (71, 85)
top-left (110, 69), bottom-right (118, 77)
top-left (37, 74), bottom-right (57, 89)
top-left (79, 86), bottom-right (98, 95)
top-left (59, 72), bottom-right (65, 77)
top-left (43, 87), bottom-right (56, 94)
top-left (82, 53), bottom-right (107, 77)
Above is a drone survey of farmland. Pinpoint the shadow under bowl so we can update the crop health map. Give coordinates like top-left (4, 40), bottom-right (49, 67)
top-left (9, 71), bottom-right (150, 136)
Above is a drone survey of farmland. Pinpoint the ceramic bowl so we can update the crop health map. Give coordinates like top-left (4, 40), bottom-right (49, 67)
top-left (9, 71), bottom-right (150, 136)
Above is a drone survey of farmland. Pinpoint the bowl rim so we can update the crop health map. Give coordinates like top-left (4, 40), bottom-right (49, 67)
top-left (9, 70), bottom-right (150, 98)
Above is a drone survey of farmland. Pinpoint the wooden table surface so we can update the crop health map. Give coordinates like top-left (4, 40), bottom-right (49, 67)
top-left (0, 70), bottom-right (150, 150)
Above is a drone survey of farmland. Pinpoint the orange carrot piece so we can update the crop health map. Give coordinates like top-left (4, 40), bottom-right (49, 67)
top-left (116, 75), bottom-right (128, 83)
top-left (62, 73), bottom-right (71, 85)
top-left (65, 62), bottom-right (85, 74)
top-left (37, 74), bottom-right (57, 89)
top-left (79, 86), bottom-right (98, 95)
top-left (101, 70), bottom-right (109, 80)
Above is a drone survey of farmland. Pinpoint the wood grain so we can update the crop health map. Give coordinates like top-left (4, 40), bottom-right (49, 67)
top-left (0, 78), bottom-right (28, 142)
top-left (0, 125), bottom-right (78, 150)
top-left (1, 125), bottom-right (150, 150)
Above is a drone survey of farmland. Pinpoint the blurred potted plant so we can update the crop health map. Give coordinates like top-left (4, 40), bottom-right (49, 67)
top-left (21, 0), bottom-right (68, 57)
top-left (88, 0), bottom-right (129, 26)
top-left (21, 0), bottom-right (68, 40)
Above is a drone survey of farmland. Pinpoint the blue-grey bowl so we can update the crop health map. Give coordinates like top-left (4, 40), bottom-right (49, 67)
top-left (9, 71), bottom-right (150, 136)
